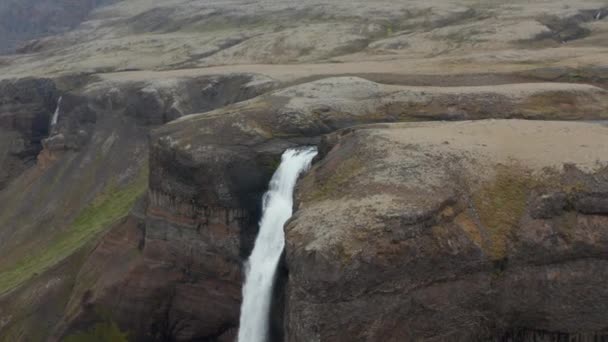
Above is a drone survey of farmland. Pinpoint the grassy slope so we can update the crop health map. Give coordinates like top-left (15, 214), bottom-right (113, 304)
top-left (64, 320), bottom-right (129, 342)
top-left (0, 168), bottom-right (148, 296)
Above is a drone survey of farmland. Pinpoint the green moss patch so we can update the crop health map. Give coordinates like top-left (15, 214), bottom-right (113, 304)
top-left (0, 169), bottom-right (148, 295)
top-left (473, 165), bottom-right (532, 260)
top-left (304, 155), bottom-right (364, 202)
top-left (64, 320), bottom-right (129, 342)
top-left (522, 91), bottom-right (595, 119)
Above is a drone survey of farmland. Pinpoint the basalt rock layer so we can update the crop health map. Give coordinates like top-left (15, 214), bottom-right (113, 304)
top-left (285, 120), bottom-right (608, 341)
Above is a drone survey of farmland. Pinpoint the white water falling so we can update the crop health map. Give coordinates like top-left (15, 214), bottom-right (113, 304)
top-left (51, 96), bottom-right (62, 126)
top-left (238, 147), bottom-right (318, 342)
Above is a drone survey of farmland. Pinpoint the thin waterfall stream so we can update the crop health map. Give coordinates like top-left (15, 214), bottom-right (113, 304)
top-left (237, 147), bottom-right (318, 342)
top-left (51, 96), bottom-right (62, 127)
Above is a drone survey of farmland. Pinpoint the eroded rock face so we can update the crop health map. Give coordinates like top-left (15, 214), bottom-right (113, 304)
top-left (0, 78), bottom-right (58, 188)
top-left (0, 77), bottom-right (151, 341)
top-left (147, 76), bottom-right (608, 219)
top-left (285, 120), bottom-right (608, 341)
top-left (145, 77), bottom-right (608, 341)
top-left (39, 73), bottom-right (277, 342)
top-left (43, 74), bottom-right (277, 153)
top-left (0, 73), bottom-right (275, 342)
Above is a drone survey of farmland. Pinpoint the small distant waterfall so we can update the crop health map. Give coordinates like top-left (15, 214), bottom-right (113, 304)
top-left (237, 147), bottom-right (318, 342)
top-left (51, 96), bottom-right (62, 127)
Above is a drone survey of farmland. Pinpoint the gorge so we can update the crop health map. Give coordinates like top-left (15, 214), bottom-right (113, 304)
top-left (0, 1), bottom-right (607, 341)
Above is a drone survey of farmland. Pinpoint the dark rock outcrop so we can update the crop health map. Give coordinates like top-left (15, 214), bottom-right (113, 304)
top-left (0, 77), bottom-right (58, 189)
top-left (284, 120), bottom-right (608, 341)
top-left (44, 73), bottom-right (276, 341)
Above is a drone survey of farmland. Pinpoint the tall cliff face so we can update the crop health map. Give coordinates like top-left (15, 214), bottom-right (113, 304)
top-left (47, 74), bottom-right (276, 342)
top-left (0, 76), bottom-right (151, 341)
top-left (0, 73), bottom-right (275, 341)
top-left (0, 78), bottom-right (58, 188)
top-left (285, 121), bottom-right (608, 341)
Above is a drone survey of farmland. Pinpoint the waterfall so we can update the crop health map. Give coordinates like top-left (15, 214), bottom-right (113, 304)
top-left (238, 147), bottom-right (318, 342)
top-left (51, 96), bottom-right (62, 127)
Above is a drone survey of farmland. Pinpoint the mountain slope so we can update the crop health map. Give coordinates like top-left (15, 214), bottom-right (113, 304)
top-left (0, 0), bottom-right (118, 53)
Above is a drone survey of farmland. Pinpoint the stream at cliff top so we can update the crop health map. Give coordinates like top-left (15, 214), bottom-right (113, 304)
top-left (238, 147), bottom-right (318, 342)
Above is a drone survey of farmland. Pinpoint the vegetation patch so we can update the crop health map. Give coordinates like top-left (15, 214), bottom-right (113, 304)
top-left (304, 154), bottom-right (365, 202)
top-left (0, 168), bottom-right (148, 295)
top-left (522, 91), bottom-right (588, 119)
top-left (454, 211), bottom-right (482, 248)
top-left (473, 165), bottom-right (533, 260)
top-left (64, 320), bottom-right (129, 342)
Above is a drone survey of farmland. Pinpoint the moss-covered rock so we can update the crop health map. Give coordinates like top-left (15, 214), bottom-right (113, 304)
top-left (473, 165), bottom-right (533, 260)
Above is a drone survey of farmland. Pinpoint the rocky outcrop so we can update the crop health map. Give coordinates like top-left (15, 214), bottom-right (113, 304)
top-left (84, 74), bottom-right (277, 126)
top-left (42, 74), bottom-right (276, 153)
top-left (34, 73), bottom-right (274, 341)
top-left (0, 78), bottom-right (58, 189)
top-left (285, 120), bottom-right (608, 341)
top-left (0, 76), bottom-right (150, 341)
top-left (141, 76), bottom-right (608, 341)
top-left (153, 77), bottom-right (608, 141)
top-left (135, 77), bottom-right (608, 338)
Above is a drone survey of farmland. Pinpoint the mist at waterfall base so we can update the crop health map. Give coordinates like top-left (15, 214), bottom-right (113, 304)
top-left (238, 147), bottom-right (318, 342)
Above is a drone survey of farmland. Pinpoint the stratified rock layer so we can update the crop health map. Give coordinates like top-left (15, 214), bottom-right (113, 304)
top-left (285, 120), bottom-right (608, 341)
